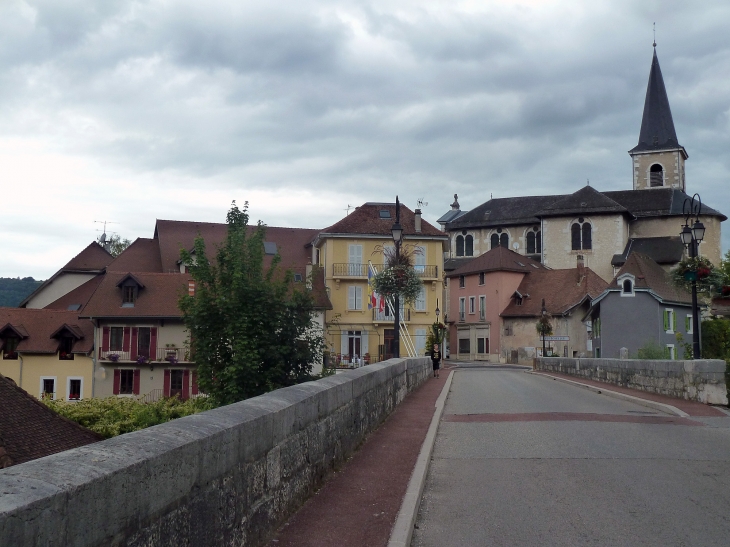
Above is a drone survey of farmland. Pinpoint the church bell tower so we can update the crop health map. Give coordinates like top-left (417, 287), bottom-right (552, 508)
top-left (629, 45), bottom-right (688, 191)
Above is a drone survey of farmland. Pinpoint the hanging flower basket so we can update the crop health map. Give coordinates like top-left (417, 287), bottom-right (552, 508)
top-left (684, 270), bottom-right (698, 281)
top-left (371, 265), bottom-right (423, 304)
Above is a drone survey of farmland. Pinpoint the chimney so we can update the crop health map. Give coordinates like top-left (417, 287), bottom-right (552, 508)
top-left (576, 255), bottom-right (585, 283)
top-left (188, 280), bottom-right (196, 297)
top-left (414, 209), bottom-right (422, 233)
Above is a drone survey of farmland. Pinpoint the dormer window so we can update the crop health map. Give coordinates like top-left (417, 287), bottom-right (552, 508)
top-left (2, 336), bottom-right (19, 360)
top-left (59, 336), bottom-right (75, 360)
top-left (618, 274), bottom-right (635, 297)
top-left (123, 286), bottom-right (137, 306)
top-left (622, 280), bottom-right (632, 294)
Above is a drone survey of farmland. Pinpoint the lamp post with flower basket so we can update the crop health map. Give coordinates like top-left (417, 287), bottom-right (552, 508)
top-left (679, 193), bottom-right (706, 359)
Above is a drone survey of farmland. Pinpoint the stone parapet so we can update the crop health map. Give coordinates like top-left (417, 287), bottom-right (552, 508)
top-left (536, 357), bottom-right (727, 405)
top-left (0, 357), bottom-right (430, 547)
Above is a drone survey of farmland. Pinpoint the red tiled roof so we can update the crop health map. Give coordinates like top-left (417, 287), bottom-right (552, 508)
top-left (0, 308), bottom-right (95, 354)
top-left (447, 246), bottom-right (547, 278)
top-left (81, 272), bottom-right (191, 318)
top-left (612, 253), bottom-right (692, 304)
top-left (0, 374), bottom-right (102, 468)
top-left (44, 275), bottom-right (104, 312)
top-left (320, 203), bottom-right (445, 238)
top-left (154, 219), bottom-right (319, 273)
top-left (62, 241), bottom-right (114, 271)
top-left (501, 268), bottom-right (608, 317)
top-left (106, 238), bottom-right (163, 273)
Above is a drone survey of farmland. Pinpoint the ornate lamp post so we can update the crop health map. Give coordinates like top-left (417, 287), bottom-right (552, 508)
top-left (391, 196), bottom-right (403, 358)
top-left (680, 193), bottom-right (706, 359)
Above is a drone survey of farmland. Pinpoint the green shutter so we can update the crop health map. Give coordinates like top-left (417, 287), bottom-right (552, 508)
top-left (663, 310), bottom-right (669, 331)
top-left (685, 316), bottom-right (690, 332)
top-left (664, 346), bottom-right (670, 359)
top-left (673, 311), bottom-right (677, 332)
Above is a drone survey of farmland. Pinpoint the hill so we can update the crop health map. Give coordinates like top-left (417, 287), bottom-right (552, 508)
top-left (0, 277), bottom-right (44, 307)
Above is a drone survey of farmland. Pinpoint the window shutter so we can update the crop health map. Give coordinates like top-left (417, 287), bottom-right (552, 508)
top-left (102, 327), bottom-right (110, 352)
top-left (348, 286), bottom-right (355, 309)
top-left (182, 370), bottom-right (190, 400)
top-left (113, 369), bottom-right (121, 395)
top-left (163, 369), bottom-right (171, 397)
top-left (664, 346), bottom-right (670, 359)
top-left (673, 312), bottom-right (677, 332)
top-left (685, 316), bottom-right (690, 331)
top-left (191, 371), bottom-right (198, 395)
top-left (341, 332), bottom-right (348, 357)
top-left (130, 328), bottom-right (138, 360)
top-left (123, 327), bottom-right (131, 352)
top-left (133, 369), bottom-right (141, 395)
top-left (663, 310), bottom-right (669, 331)
top-left (150, 327), bottom-right (158, 361)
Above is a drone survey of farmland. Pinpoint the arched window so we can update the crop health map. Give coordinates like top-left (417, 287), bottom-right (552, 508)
top-left (650, 164), bottom-right (664, 187)
top-left (536, 230), bottom-right (542, 253)
top-left (465, 235), bottom-right (473, 256)
top-left (456, 235), bottom-right (464, 257)
top-left (526, 227), bottom-right (541, 255)
top-left (490, 234), bottom-right (499, 249)
top-left (500, 233), bottom-right (508, 248)
top-left (526, 231), bottom-right (535, 254)
top-left (622, 279), bottom-right (633, 294)
top-left (571, 219), bottom-right (592, 250)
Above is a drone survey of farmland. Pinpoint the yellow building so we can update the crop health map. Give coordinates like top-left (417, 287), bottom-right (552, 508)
top-left (0, 308), bottom-right (95, 400)
top-left (313, 202), bottom-right (448, 362)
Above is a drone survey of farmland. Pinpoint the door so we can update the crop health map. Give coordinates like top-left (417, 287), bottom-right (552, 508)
top-left (384, 329), bottom-right (395, 359)
top-left (137, 327), bottom-right (151, 359)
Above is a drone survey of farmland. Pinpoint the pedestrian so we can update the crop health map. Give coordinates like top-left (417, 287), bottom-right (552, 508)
top-left (431, 343), bottom-right (441, 378)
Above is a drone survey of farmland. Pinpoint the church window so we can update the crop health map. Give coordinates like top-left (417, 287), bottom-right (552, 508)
top-left (465, 235), bottom-right (473, 256)
top-left (571, 220), bottom-right (592, 251)
top-left (527, 231), bottom-right (535, 254)
top-left (500, 233), bottom-right (508, 248)
top-left (490, 234), bottom-right (499, 249)
top-left (456, 235), bottom-right (464, 256)
top-left (650, 164), bottom-right (664, 187)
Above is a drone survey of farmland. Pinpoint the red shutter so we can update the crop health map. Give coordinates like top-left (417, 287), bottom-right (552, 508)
top-left (182, 370), bottom-right (190, 400)
top-left (150, 327), bottom-right (158, 362)
top-left (133, 369), bottom-right (141, 395)
top-left (163, 369), bottom-right (171, 398)
top-left (123, 327), bottom-right (131, 352)
top-left (191, 371), bottom-right (198, 395)
top-left (102, 327), bottom-right (110, 351)
top-left (130, 328), bottom-right (138, 360)
top-left (113, 369), bottom-right (121, 395)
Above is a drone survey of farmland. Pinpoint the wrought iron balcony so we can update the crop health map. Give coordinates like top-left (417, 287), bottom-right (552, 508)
top-left (333, 263), bottom-right (368, 277)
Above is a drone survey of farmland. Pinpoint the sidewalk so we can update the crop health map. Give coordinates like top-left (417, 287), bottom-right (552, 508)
top-left (268, 365), bottom-right (454, 547)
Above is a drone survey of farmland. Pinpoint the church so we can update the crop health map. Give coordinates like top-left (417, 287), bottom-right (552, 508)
top-left (439, 46), bottom-right (726, 284)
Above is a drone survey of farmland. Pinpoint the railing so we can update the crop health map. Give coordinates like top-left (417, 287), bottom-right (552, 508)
top-left (155, 347), bottom-right (188, 363)
top-left (138, 389), bottom-right (164, 403)
top-left (414, 265), bottom-right (438, 278)
top-left (372, 308), bottom-right (410, 322)
top-left (333, 263), bottom-right (368, 277)
top-left (99, 350), bottom-right (131, 362)
top-left (99, 348), bottom-right (191, 363)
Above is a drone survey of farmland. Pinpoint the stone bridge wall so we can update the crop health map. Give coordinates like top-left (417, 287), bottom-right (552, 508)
top-left (536, 357), bottom-right (728, 405)
top-left (0, 357), bottom-right (430, 547)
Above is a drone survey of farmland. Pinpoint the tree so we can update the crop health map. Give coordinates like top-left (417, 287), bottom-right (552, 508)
top-left (97, 233), bottom-right (131, 257)
top-left (178, 201), bottom-right (324, 406)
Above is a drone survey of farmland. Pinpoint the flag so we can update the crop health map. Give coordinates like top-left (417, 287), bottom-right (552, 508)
top-left (368, 262), bottom-right (376, 310)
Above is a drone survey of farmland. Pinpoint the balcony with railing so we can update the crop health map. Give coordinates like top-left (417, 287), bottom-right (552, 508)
top-left (333, 263), bottom-right (368, 277)
top-left (99, 347), bottom-right (191, 364)
top-left (414, 265), bottom-right (438, 278)
top-left (372, 308), bottom-right (411, 322)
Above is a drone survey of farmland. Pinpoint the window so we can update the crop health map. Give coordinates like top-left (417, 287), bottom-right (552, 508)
top-left (479, 272), bottom-right (485, 285)
top-left (516, 296), bottom-right (523, 306)
top-left (293, 273), bottom-right (303, 282)
top-left (120, 370), bottom-right (135, 394)
top-left (415, 287), bottom-right (426, 311)
top-left (170, 370), bottom-right (184, 397)
top-left (379, 210), bottom-right (391, 218)
top-left (122, 285), bottom-right (137, 305)
top-left (686, 315), bottom-right (693, 334)
top-left (459, 275), bottom-right (465, 288)
top-left (415, 329), bottom-right (427, 356)
top-left (526, 228), bottom-right (542, 255)
top-left (59, 336), bottom-right (74, 360)
top-left (3, 336), bottom-right (19, 359)
top-left (348, 286), bottom-right (362, 310)
top-left (138, 327), bottom-right (151, 359)
top-left (469, 297), bottom-right (475, 314)
top-left (620, 277), bottom-right (634, 296)
top-left (40, 377), bottom-right (56, 400)
top-left (110, 327), bottom-right (124, 351)
top-left (477, 337), bottom-right (489, 354)
top-left (479, 296), bottom-right (486, 321)
top-left (526, 231), bottom-right (536, 254)
top-left (665, 344), bottom-right (675, 360)
top-left (490, 234), bottom-right (499, 249)
top-left (67, 377), bottom-right (83, 400)
top-left (456, 235), bottom-right (465, 257)
top-left (664, 309), bottom-right (676, 333)
top-left (500, 233), bottom-right (508, 248)
top-left (465, 235), bottom-right (474, 256)
top-left (504, 323), bottom-right (513, 336)
top-left (650, 164), bottom-right (664, 187)
top-left (348, 244), bottom-right (363, 275)
top-left (458, 338), bottom-right (470, 353)
top-left (571, 219), bottom-right (592, 250)
top-left (414, 246), bottom-right (426, 273)
top-left (459, 298), bottom-right (466, 321)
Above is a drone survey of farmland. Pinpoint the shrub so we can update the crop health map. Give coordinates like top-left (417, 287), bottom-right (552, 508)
top-left (637, 339), bottom-right (666, 360)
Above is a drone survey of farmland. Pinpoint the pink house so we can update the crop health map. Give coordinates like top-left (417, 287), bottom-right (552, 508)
top-left (446, 247), bottom-right (547, 361)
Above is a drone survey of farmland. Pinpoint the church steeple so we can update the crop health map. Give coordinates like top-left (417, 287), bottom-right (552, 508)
top-left (629, 46), bottom-right (688, 191)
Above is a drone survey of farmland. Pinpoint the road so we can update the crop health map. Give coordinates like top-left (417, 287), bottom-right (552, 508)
top-left (412, 368), bottom-right (730, 547)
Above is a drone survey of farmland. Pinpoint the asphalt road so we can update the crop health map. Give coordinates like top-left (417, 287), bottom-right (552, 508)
top-left (412, 369), bottom-right (730, 547)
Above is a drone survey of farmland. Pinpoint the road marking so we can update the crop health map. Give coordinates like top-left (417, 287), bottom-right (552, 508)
top-left (443, 412), bottom-right (704, 426)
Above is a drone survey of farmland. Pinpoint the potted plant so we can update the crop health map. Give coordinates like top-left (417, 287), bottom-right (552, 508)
top-left (108, 353), bottom-right (120, 362)
top-left (136, 355), bottom-right (149, 366)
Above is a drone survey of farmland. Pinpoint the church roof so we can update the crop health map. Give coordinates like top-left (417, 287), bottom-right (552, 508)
top-left (611, 236), bottom-right (685, 267)
top-left (605, 188), bottom-right (726, 221)
top-left (629, 48), bottom-right (686, 155)
top-left (536, 186), bottom-right (628, 217)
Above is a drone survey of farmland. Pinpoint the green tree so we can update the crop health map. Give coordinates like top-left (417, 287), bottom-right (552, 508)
top-left (178, 201), bottom-right (324, 406)
top-left (97, 233), bottom-right (132, 257)
top-left (721, 250), bottom-right (730, 281)
top-left (701, 317), bottom-right (730, 360)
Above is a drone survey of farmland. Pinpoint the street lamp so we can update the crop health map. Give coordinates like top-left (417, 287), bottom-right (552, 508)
top-left (680, 193), bottom-right (705, 359)
top-left (541, 298), bottom-right (547, 358)
top-left (391, 196), bottom-right (403, 358)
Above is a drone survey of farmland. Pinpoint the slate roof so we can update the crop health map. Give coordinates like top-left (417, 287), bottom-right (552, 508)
top-left (107, 238), bottom-right (163, 273)
top-left (447, 195), bottom-right (556, 229)
top-left (446, 246), bottom-right (547, 278)
top-left (611, 237), bottom-right (685, 267)
top-left (630, 48), bottom-right (685, 155)
top-left (444, 257), bottom-right (478, 273)
top-left (80, 272), bottom-right (191, 318)
top-left (0, 308), bottom-right (95, 354)
top-left (501, 268), bottom-right (608, 318)
top-left (536, 186), bottom-right (628, 217)
top-left (610, 253), bottom-right (692, 304)
top-left (0, 374), bottom-right (102, 468)
top-left (320, 202), bottom-right (445, 238)
top-left (604, 188), bottom-right (725, 220)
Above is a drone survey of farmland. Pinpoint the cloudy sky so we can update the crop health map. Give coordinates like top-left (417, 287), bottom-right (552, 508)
top-left (2, 0), bottom-right (729, 279)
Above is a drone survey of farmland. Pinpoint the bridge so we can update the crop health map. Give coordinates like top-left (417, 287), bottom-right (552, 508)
top-left (1, 357), bottom-right (729, 546)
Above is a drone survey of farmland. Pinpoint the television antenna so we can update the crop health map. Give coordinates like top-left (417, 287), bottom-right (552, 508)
top-left (94, 220), bottom-right (119, 245)
top-left (417, 198), bottom-right (428, 209)
top-left (345, 204), bottom-right (353, 215)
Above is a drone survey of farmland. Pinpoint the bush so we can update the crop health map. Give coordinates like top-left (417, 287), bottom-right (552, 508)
top-left (637, 339), bottom-right (666, 360)
top-left (43, 396), bottom-right (214, 438)
top-left (701, 318), bottom-right (730, 360)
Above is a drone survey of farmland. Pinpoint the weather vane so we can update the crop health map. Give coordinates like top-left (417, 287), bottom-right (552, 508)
top-left (653, 22), bottom-right (656, 48)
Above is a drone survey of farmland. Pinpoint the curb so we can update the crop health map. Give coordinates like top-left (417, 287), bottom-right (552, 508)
top-left (388, 371), bottom-right (454, 547)
top-left (528, 371), bottom-right (689, 418)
